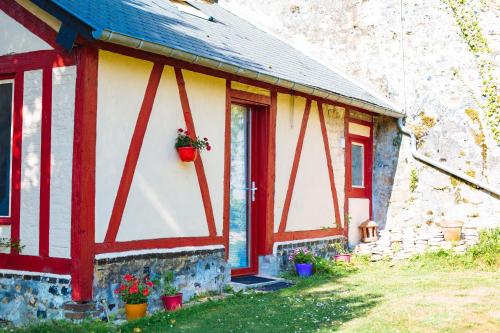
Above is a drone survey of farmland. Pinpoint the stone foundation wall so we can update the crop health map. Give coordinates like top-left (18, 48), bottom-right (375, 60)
top-left (0, 272), bottom-right (71, 326)
top-left (93, 247), bottom-right (229, 318)
top-left (354, 224), bottom-right (480, 261)
top-left (260, 236), bottom-right (345, 275)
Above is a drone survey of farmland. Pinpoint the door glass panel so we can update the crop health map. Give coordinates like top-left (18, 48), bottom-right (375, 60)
top-left (351, 143), bottom-right (364, 187)
top-left (229, 105), bottom-right (250, 269)
top-left (0, 81), bottom-right (13, 217)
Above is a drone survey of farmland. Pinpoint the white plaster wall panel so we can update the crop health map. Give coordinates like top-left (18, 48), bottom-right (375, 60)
top-left (0, 9), bottom-right (52, 56)
top-left (325, 105), bottom-right (345, 227)
top-left (20, 70), bottom-right (43, 256)
top-left (49, 66), bottom-right (76, 258)
top-left (182, 70), bottom-right (225, 235)
top-left (274, 94), bottom-right (306, 232)
top-left (95, 51), bottom-right (154, 242)
top-left (348, 198), bottom-right (370, 246)
top-left (286, 102), bottom-right (336, 231)
top-left (0, 225), bottom-right (11, 254)
top-left (116, 66), bottom-right (208, 241)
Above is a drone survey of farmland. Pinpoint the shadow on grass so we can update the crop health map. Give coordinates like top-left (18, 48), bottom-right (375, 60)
top-left (119, 275), bottom-right (381, 333)
top-left (11, 272), bottom-right (380, 333)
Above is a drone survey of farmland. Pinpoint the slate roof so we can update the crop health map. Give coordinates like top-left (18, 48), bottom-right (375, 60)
top-left (49, 0), bottom-right (401, 114)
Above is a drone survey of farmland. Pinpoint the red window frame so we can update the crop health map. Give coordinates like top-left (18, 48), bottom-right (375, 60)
top-left (0, 73), bottom-right (21, 227)
top-left (346, 118), bottom-right (373, 199)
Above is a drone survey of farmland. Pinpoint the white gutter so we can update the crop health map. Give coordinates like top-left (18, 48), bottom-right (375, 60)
top-left (95, 29), bottom-right (404, 118)
top-left (397, 118), bottom-right (500, 197)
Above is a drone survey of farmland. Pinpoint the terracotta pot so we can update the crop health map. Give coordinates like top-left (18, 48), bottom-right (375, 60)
top-left (125, 303), bottom-right (147, 321)
top-left (335, 254), bottom-right (351, 263)
top-left (440, 220), bottom-right (464, 242)
top-left (162, 293), bottom-right (183, 311)
top-left (177, 147), bottom-right (198, 162)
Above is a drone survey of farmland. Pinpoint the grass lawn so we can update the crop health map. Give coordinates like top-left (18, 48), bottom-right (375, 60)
top-left (11, 254), bottom-right (499, 333)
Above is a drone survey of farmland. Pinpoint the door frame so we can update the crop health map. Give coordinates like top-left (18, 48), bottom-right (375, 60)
top-left (344, 114), bottom-right (374, 238)
top-left (228, 90), bottom-right (270, 277)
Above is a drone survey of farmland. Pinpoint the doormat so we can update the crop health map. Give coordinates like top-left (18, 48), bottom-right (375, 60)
top-left (231, 275), bottom-right (275, 285)
top-left (256, 281), bottom-right (293, 292)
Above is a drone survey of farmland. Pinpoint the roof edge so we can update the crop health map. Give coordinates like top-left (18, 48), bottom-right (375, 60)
top-left (98, 29), bottom-right (404, 118)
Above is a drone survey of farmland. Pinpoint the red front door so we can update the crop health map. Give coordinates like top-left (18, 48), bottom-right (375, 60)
top-left (228, 103), bottom-right (268, 276)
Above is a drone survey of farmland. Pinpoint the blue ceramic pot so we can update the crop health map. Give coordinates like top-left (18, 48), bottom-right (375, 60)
top-left (295, 263), bottom-right (313, 277)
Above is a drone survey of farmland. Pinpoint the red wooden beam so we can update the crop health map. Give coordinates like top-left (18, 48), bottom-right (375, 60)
top-left (222, 80), bottom-right (232, 259)
top-left (9, 72), bottom-right (24, 253)
top-left (0, 0), bottom-right (60, 50)
top-left (104, 63), bottom-right (164, 243)
top-left (277, 99), bottom-right (312, 233)
top-left (317, 102), bottom-right (342, 230)
top-left (174, 68), bottom-right (217, 237)
top-left (263, 91), bottom-right (277, 254)
top-left (274, 228), bottom-right (343, 242)
top-left (0, 254), bottom-right (71, 275)
top-left (39, 67), bottom-right (52, 257)
top-left (71, 46), bottom-right (98, 302)
top-left (95, 236), bottom-right (224, 254)
top-left (230, 89), bottom-right (271, 105)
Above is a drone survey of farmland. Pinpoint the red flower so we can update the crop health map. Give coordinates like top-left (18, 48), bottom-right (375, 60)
top-left (120, 284), bottom-right (127, 291)
top-left (207, 145), bottom-right (212, 151)
top-left (124, 274), bottom-right (133, 282)
top-left (184, 131), bottom-right (190, 136)
top-left (114, 288), bottom-right (120, 294)
top-left (129, 286), bottom-right (139, 294)
top-left (178, 128), bottom-right (184, 133)
top-left (146, 281), bottom-right (154, 288)
top-left (142, 289), bottom-right (149, 297)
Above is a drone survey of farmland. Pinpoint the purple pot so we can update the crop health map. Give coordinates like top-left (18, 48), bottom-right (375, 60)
top-left (295, 263), bottom-right (313, 277)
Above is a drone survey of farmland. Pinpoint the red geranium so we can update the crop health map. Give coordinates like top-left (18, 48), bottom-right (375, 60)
top-left (175, 128), bottom-right (211, 152)
top-left (115, 273), bottom-right (153, 305)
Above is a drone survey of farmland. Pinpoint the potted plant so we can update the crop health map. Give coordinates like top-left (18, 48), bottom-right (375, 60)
top-left (115, 274), bottom-right (154, 321)
top-left (175, 128), bottom-right (211, 162)
top-left (161, 271), bottom-right (182, 311)
top-left (289, 247), bottom-right (315, 277)
top-left (332, 242), bottom-right (351, 263)
top-left (439, 220), bottom-right (464, 241)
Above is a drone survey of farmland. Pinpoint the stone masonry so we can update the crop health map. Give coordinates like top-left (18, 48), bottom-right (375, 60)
top-left (354, 224), bottom-right (480, 261)
top-left (220, 0), bottom-right (500, 234)
top-left (93, 247), bottom-right (229, 320)
top-left (0, 273), bottom-right (72, 326)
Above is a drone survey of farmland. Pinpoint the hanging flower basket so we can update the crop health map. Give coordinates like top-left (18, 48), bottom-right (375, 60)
top-left (177, 146), bottom-right (198, 162)
top-left (175, 128), bottom-right (211, 162)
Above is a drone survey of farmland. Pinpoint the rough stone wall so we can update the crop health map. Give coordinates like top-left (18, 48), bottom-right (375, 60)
top-left (220, 0), bottom-right (500, 231)
top-left (93, 248), bottom-right (229, 319)
top-left (0, 273), bottom-right (71, 326)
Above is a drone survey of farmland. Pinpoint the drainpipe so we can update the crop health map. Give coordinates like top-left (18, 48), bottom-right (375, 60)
top-left (397, 118), bottom-right (500, 197)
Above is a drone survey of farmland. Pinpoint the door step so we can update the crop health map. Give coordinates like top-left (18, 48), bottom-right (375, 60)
top-left (229, 275), bottom-right (293, 292)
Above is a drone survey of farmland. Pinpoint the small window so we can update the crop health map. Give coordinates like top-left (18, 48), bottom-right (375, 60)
top-left (0, 79), bottom-right (14, 217)
top-left (351, 143), bottom-right (364, 188)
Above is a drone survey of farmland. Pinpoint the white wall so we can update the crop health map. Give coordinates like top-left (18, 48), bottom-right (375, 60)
top-left (348, 198), bottom-right (370, 246)
top-left (49, 66), bottom-right (76, 258)
top-left (286, 101), bottom-right (336, 231)
top-left (96, 52), bottom-right (227, 242)
top-left (274, 94), bottom-right (305, 232)
top-left (0, 8), bottom-right (52, 56)
top-left (95, 51), bottom-right (154, 242)
top-left (19, 70), bottom-right (43, 256)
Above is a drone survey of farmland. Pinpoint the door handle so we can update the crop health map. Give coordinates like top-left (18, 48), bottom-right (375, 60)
top-left (233, 181), bottom-right (258, 202)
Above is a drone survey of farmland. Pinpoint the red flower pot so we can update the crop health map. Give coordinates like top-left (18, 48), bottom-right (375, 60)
top-left (177, 147), bottom-right (198, 162)
top-left (161, 293), bottom-right (183, 311)
top-left (335, 254), bottom-right (351, 263)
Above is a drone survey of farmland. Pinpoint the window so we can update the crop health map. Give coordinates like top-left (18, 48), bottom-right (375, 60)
top-left (0, 79), bottom-right (14, 217)
top-left (351, 143), bottom-right (364, 188)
